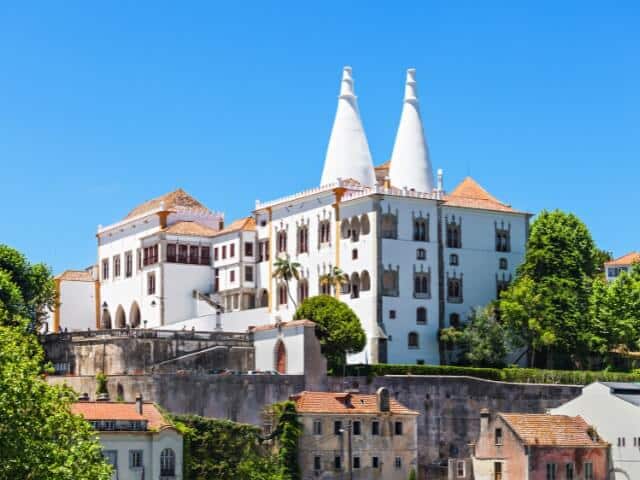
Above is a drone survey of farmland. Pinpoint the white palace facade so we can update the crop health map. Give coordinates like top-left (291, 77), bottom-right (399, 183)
top-left (50, 67), bottom-right (530, 365)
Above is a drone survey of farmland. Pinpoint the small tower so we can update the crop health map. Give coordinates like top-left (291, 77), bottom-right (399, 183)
top-left (389, 68), bottom-right (434, 193)
top-left (320, 67), bottom-right (376, 187)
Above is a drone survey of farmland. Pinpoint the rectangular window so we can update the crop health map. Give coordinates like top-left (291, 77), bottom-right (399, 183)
top-left (314, 456), bottom-right (321, 471)
top-left (565, 463), bottom-right (574, 480)
top-left (389, 310), bottom-right (396, 319)
top-left (258, 240), bottom-right (270, 262)
top-left (167, 244), bottom-right (177, 263)
top-left (244, 242), bottom-right (254, 257)
top-left (372, 421), bottom-right (380, 435)
top-left (136, 249), bottom-right (141, 271)
top-left (372, 456), bottom-right (379, 469)
top-left (201, 246), bottom-right (211, 265)
top-left (313, 420), bottom-right (322, 435)
top-left (353, 421), bottom-right (361, 435)
top-left (230, 243), bottom-right (235, 258)
top-left (457, 460), bottom-right (465, 477)
top-left (222, 245), bottom-right (227, 259)
top-left (353, 456), bottom-right (360, 469)
top-left (189, 246), bottom-right (200, 264)
top-left (584, 462), bottom-right (593, 480)
top-left (113, 255), bottom-right (121, 277)
top-left (129, 450), bottom-right (143, 469)
top-left (334, 456), bottom-right (341, 470)
top-left (178, 244), bottom-right (188, 263)
top-left (233, 294), bottom-right (239, 310)
top-left (546, 463), bottom-right (556, 480)
top-left (245, 265), bottom-right (254, 282)
top-left (495, 428), bottom-right (503, 445)
top-left (103, 450), bottom-right (118, 467)
top-left (395, 421), bottom-right (403, 435)
top-left (147, 272), bottom-right (156, 295)
top-left (214, 247), bottom-right (219, 261)
top-left (143, 245), bottom-right (158, 266)
top-left (334, 420), bottom-right (342, 435)
top-left (213, 268), bottom-right (219, 292)
top-left (102, 259), bottom-right (109, 280)
top-left (395, 457), bottom-right (402, 469)
top-left (125, 251), bottom-right (133, 277)
top-left (494, 462), bottom-right (502, 480)
top-left (618, 437), bottom-right (626, 447)
top-left (230, 270), bottom-right (235, 283)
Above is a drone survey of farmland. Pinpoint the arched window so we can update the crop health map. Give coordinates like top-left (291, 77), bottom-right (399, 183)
top-left (297, 225), bottom-right (309, 254)
top-left (277, 230), bottom-right (287, 253)
top-left (350, 272), bottom-right (360, 299)
top-left (449, 313), bottom-right (461, 328)
top-left (450, 254), bottom-right (459, 266)
top-left (116, 383), bottom-right (124, 401)
top-left (416, 248), bottom-right (426, 260)
top-left (382, 269), bottom-right (398, 297)
top-left (115, 305), bottom-right (126, 329)
top-left (100, 309), bottom-right (112, 330)
top-left (278, 284), bottom-right (288, 306)
top-left (275, 340), bottom-right (287, 374)
top-left (341, 219), bottom-right (351, 239)
top-left (416, 307), bottom-right (427, 324)
top-left (446, 219), bottom-right (462, 248)
top-left (408, 332), bottom-right (419, 348)
top-left (319, 278), bottom-right (331, 295)
top-left (340, 274), bottom-right (351, 295)
top-left (360, 271), bottom-right (371, 291)
top-left (447, 277), bottom-right (463, 303)
top-left (260, 289), bottom-right (269, 307)
top-left (318, 220), bottom-right (331, 245)
top-left (413, 218), bottom-right (428, 241)
top-left (381, 213), bottom-right (397, 239)
top-left (499, 258), bottom-right (508, 270)
top-left (414, 272), bottom-right (430, 298)
top-left (160, 448), bottom-right (176, 476)
top-left (350, 217), bottom-right (360, 242)
top-left (297, 279), bottom-right (309, 304)
top-left (360, 214), bottom-right (370, 235)
top-left (129, 302), bottom-right (141, 328)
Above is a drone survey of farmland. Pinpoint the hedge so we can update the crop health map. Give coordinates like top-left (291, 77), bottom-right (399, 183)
top-left (342, 364), bottom-right (640, 385)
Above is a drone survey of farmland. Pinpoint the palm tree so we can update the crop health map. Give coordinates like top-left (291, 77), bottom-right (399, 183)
top-left (319, 266), bottom-right (348, 297)
top-left (272, 254), bottom-right (302, 309)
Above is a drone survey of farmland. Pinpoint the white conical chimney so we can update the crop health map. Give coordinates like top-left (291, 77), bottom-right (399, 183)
top-left (388, 68), bottom-right (434, 193)
top-left (320, 67), bottom-right (376, 187)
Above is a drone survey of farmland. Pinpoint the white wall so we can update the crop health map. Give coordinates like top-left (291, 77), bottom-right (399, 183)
top-left (253, 324), bottom-right (307, 374)
top-left (58, 280), bottom-right (96, 331)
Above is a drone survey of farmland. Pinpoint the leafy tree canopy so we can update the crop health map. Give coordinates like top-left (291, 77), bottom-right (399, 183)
top-left (0, 325), bottom-right (111, 480)
top-left (0, 244), bottom-right (55, 329)
top-left (293, 295), bottom-right (366, 372)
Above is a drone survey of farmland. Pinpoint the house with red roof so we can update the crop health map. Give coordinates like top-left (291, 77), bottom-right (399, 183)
top-left (605, 252), bottom-right (640, 282)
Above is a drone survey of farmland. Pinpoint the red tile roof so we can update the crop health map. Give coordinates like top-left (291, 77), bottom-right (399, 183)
top-left (500, 413), bottom-right (607, 447)
top-left (292, 391), bottom-right (418, 415)
top-left (213, 216), bottom-right (256, 236)
top-left (605, 252), bottom-right (640, 266)
top-left (71, 402), bottom-right (172, 430)
top-left (56, 270), bottom-right (94, 282)
top-left (443, 177), bottom-right (523, 214)
top-left (125, 188), bottom-right (211, 220)
top-left (164, 220), bottom-right (218, 237)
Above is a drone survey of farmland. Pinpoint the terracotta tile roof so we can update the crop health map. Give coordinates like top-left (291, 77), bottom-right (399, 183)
top-left (292, 391), bottom-right (418, 415)
top-left (164, 220), bottom-right (218, 237)
top-left (249, 319), bottom-right (316, 332)
top-left (499, 413), bottom-right (607, 447)
top-left (443, 177), bottom-right (522, 214)
top-left (605, 252), bottom-right (640, 266)
top-left (125, 188), bottom-right (211, 220)
top-left (213, 216), bottom-right (256, 236)
top-left (71, 402), bottom-right (172, 430)
top-left (56, 270), bottom-right (94, 282)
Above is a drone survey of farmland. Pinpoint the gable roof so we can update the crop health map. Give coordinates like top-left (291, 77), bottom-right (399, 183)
top-left (164, 220), bottom-right (218, 237)
top-left (605, 252), bottom-right (640, 266)
top-left (125, 188), bottom-right (211, 220)
top-left (213, 216), bottom-right (256, 236)
top-left (499, 413), bottom-right (606, 447)
top-left (292, 391), bottom-right (418, 415)
top-left (443, 177), bottom-right (522, 214)
top-left (56, 270), bottom-right (94, 282)
top-left (71, 401), bottom-right (172, 430)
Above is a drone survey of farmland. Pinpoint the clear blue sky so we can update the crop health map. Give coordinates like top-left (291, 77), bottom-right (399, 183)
top-left (1, 1), bottom-right (638, 273)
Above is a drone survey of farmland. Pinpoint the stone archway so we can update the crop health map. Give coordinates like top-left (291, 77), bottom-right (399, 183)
top-left (275, 340), bottom-right (287, 374)
top-left (129, 302), bottom-right (141, 328)
top-left (115, 305), bottom-right (126, 329)
top-left (100, 309), bottom-right (112, 329)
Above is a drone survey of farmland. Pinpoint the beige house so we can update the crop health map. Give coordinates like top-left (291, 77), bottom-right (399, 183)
top-left (72, 395), bottom-right (183, 480)
top-left (292, 389), bottom-right (419, 479)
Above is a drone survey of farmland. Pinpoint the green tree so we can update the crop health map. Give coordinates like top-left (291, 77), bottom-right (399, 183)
top-left (0, 244), bottom-right (55, 330)
top-left (500, 210), bottom-right (599, 368)
top-left (319, 266), bottom-right (348, 296)
top-left (293, 295), bottom-right (366, 372)
top-left (0, 325), bottom-right (111, 480)
top-left (272, 255), bottom-right (301, 309)
top-left (592, 249), bottom-right (613, 278)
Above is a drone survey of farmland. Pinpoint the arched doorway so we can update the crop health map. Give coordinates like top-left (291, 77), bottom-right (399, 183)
top-left (115, 305), bottom-right (126, 329)
top-left (129, 302), bottom-right (141, 328)
top-left (275, 340), bottom-right (287, 374)
top-left (100, 309), bottom-right (112, 329)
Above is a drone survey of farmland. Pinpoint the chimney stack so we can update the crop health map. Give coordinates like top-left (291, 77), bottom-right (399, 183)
top-left (480, 408), bottom-right (490, 433)
top-left (136, 394), bottom-right (143, 415)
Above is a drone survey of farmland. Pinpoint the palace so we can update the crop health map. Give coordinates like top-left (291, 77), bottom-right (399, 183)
top-left (49, 67), bottom-right (530, 365)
